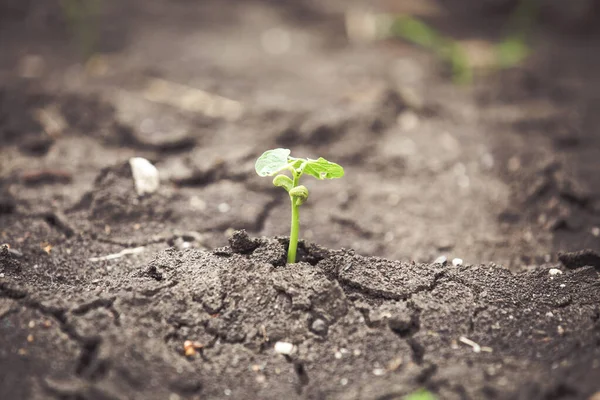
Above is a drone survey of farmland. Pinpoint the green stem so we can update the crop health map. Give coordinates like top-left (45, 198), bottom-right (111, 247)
top-left (287, 170), bottom-right (301, 264)
top-left (288, 197), bottom-right (299, 264)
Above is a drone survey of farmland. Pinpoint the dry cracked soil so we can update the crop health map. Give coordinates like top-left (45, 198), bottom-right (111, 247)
top-left (1, 0), bottom-right (600, 399)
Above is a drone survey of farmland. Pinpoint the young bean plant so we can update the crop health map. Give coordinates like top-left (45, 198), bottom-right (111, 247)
top-left (255, 148), bottom-right (344, 264)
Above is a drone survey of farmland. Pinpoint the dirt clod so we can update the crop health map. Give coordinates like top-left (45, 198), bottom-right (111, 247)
top-left (0, 244), bottom-right (21, 272)
top-left (228, 229), bottom-right (260, 254)
top-left (558, 249), bottom-right (600, 270)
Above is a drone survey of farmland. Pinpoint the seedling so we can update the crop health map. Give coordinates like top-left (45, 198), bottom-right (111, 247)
top-left (403, 389), bottom-right (437, 400)
top-left (255, 148), bottom-right (344, 264)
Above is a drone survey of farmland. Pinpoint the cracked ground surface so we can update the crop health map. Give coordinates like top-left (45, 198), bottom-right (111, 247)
top-left (2, 0), bottom-right (600, 399)
top-left (1, 234), bottom-right (600, 399)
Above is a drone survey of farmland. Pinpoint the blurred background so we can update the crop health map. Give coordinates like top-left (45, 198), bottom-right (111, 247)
top-left (1, 0), bottom-right (600, 269)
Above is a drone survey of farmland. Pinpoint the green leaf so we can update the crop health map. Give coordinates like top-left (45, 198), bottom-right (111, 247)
top-left (299, 157), bottom-right (345, 180)
top-left (289, 185), bottom-right (309, 205)
top-left (403, 389), bottom-right (438, 400)
top-left (255, 148), bottom-right (291, 177)
top-left (273, 174), bottom-right (293, 192)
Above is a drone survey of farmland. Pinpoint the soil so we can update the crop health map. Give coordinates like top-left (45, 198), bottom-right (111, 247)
top-left (1, 0), bottom-right (600, 399)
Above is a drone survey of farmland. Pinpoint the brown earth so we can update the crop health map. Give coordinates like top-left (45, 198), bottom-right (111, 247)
top-left (1, 0), bottom-right (600, 399)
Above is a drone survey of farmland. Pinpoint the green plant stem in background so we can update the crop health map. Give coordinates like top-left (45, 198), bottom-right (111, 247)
top-left (495, 0), bottom-right (538, 68)
top-left (389, 15), bottom-right (472, 85)
top-left (255, 149), bottom-right (344, 264)
top-left (380, 0), bottom-right (538, 84)
top-left (60, 0), bottom-right (101, 59)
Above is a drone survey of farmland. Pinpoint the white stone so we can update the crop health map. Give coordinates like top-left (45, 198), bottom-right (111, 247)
top-left (548, 268), bottom-right (563, 276)
top-left (434, 255), bottom-right (447, 265)
top-left (274, 341), bottom-right (296, 355)
top-left (129, 157), bottom-right (160, 196)
top-left (452, 258), bottom-right (463, 267)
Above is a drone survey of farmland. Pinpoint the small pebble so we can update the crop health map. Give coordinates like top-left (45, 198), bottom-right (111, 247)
top-left (183, 340), bottom-right (203, 357)
top-left (559, 284), bottom-right (566, 288)
top-left (548, 268), bottom-right (563, 276)
top-left (546, 312), bottom-right (554, 318)
top-left (184, 347), bottom-right (196, 357)
top-left (129, 157), bottom-right (160, 196)
top-left (452, 258), bottom-right (463, 266)
top-left (433, 255), bottom-right (447, 265)
top-left (592, 227), bottom-right (600, 237)
top-left (557, 325), bottom-right (565, 336)
top-left (372, 368), bottom-right (386, 376)
top-left (310, 319), bottom-right (327, 334)
top-left (274, 341), bottom-right (296, 355)
top-left (340, 378), bottom-right (348, 386)
top-left (174, 237), bottom-right (192, 250)
top-left (251, 364), bottom-right (262, 372)
top-left (7, 248), bottom-right (23, 258)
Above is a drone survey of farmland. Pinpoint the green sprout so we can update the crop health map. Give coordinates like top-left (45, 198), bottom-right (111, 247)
top-left (389, 15), bottom-right (472, 85)
top-left (403, 389), bottom-right (438, 400)
top-left (255, 148), bottom-right (344, 264)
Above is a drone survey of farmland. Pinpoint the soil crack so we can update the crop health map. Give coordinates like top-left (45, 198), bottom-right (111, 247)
top-left (41, 211), bottom-right (76, 238)
top-left (0, 287), bottom-right (112, 383)
top-left (250, 197), bottom-right (282, 233)
top-left (70, 297), bottom-right (116, 315)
